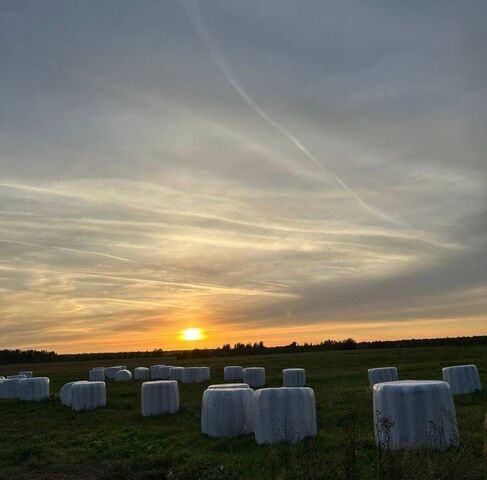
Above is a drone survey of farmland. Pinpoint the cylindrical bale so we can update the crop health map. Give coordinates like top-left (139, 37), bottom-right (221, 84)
top-left (182, 367), bottom-right (203, 384)
top-left (89, 368), bottom-right (105, 382)
top-left (0, 376), bottom-right (4, 380)
top-left (283, 368), bottom-right (306, 387)
top-left (243, 367), bottom-right (265, 389)
top-left (134, 367), bottom-right (150, 380)
top-left (224, 366), bottom-right (243, 381)
top-left (158, 366), bottom-right (172, 380)
top-left (71, 381), bottom-right (106, 411)
top-left (373, 380), bottom-right (459, 449)
top-left (60, 381), bottom-right (88, 407)
top-left (254, 387), bottom-right (317, 444)
top-left (208, 383), bottom-right (250, 390)
top-left (201, 388), bottom-right (255, 437)
top-left (150, 365), bottom-right (171, 379)
top-left (442, 365), bottom-right (482, 395)
top-left (368, 367), bottom-right (399, 387)
top-left (168, 366), bottom-right (184, 381)
top-left (19, 371), bottom-right (33, 378)
top-left (141, 380), bottom-right (180, 416)
top-left (7, 374), bottom-right (27, 380)
top-left (105, 366), bottom-right (126, 379)
top-left (199, 367), bottom-right (211, 381)
top-left (18, 377), bottom-right (50, 401)
top-left (0, 378), bottom-right (25, 399)
top-left (114, 369), bottom-right (132, 381)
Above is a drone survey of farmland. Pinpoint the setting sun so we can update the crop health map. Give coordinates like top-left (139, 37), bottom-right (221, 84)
top-left (180, 328), bottom-right (204, 341)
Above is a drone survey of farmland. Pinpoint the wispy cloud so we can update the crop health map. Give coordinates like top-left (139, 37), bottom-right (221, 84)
top-left (0, 0), bottom-right (486, 351)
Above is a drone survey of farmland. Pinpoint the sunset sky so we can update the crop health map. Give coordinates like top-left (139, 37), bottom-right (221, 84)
top-left (1, 1), bottom-right (486, 353)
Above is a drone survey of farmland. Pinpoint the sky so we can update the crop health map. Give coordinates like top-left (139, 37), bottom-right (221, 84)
top-left (1, 1), bottom-right (486, 353)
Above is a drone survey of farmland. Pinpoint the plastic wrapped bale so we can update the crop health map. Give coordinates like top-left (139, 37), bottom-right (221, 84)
top-left (19, 377), bottom-right (50, 401)
top-left (158, 366), bottom-right (172, 380)
top-left (254, 387), bottom-right (317, 444)
top-left (182, 367), bottom-right (203, 384)
top-left (208, 383), bottom-right (250, 390)
top-left (150, 365), bottom-right (164, 379)
top-left (168, 366), bottom-right (184, 381)
top-left (373, 380), bottom-right (459, 449)
top-left (114, 369), bottom-right (132, 381)
top-left (283, 368), bottom-right (306, 387)
top-left (150, 365), bottom-right (171, 379)
top-left (0, 377), bottom-right (25, 399)
top-left (141, 380), bottom-right (180, 416)
top-left (60, 381), bottom-right (88, 407)
top-left (224, 366), bottom-right (243, 381)
top-left (0, 376), bottom-right (4, 380)
top-left (368, 367), bottom-right (399, 387)
top-left (199, 367), bottom-right (211, 381)
top-left (105, 366), bottom-right (126, 379)
top-left (243, 367), bottom-right (265, 389)
top-left (201, 388), bottom-right (255, 437)
top-left (71, 381), bottom-right (106, 411)
top-left (19, 371), bottom-right (33, 378)
top-left (134, 367), bottom-right (150, 380)
top-left (7, 374), bottom-right (27, 380)
top-left (89, 368), bottom-right (105, 382)
top-left (442, 365), bottom-right (482, 395)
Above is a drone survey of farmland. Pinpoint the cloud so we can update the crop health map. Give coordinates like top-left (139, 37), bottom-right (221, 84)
top-left (0, 1), bottom-right (486, 351)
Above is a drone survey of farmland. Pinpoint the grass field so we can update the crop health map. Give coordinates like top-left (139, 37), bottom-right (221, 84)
top-left (0, 345), bottom-right (486, 480)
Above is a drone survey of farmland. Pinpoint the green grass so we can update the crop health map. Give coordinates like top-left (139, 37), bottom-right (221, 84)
top-left (0, 345), bottom-right (486, 479)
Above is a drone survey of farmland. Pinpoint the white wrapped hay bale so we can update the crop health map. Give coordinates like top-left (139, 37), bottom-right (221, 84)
top-left (182, 367), bottom-right (203, 384)
top-left (7, 374), bottom-right (27, 380)
top-left (141, 380), bottom-right (180, 416)
top-left (243, 367), bottom-right (265, 389)
top-left (0, 377), bottom-right (25, 399)
top-left (150, 365), bottom-right (171, 379)
top-left (114, 369), bottom-right (132, 381)
top-left (71, 381), bottom-right (106, 411)
top-left (105, 366), bottom-right (126, 379)
top-left (158, 366), bottom-right (172, 380)
top-left (168, 366), bottom-right (184, 381)
top-left (19, 377), bottom-right (50, 401)
top-left (150, 365), bottom-right (164, 379)
top-left (208, 383), bottom-right (250, 390)
top-left (60, 381), bottom-right (88, 407)
top-left (373, 380), bottom-right (458, 449)
top-left (0, 376), bottom-right (4, 380)
top-left (19, 371), bottom-right (33, 378)
top-left (283, 368), bottom-right (306, 387)
top-left (442, 365), bottom-right (482, 395)
top-left (134, 367), bottom-right (150, 380)
top-left (254, 387), bottom-right (317, 444)
top-left (224, 366), bottom-right (244, 381)
top-left (89, 368), bottom-right (105, 382)
top-left (368, 367), bottom-right (399, 387)
top-left (199, 367), bottom-right (211, 381)
top-left (201, 388), bottom-right (255, 437)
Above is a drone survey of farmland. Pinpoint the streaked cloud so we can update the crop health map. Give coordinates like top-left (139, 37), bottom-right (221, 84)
top-left (0, 0), bottom-right (486, 351)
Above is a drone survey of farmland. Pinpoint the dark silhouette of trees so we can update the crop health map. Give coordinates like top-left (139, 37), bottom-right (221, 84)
top-left (1, 336), bottom-right (486, 364)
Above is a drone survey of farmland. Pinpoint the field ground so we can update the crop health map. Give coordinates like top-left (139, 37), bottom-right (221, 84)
top-left (0, 345), bottom-right (486, 480)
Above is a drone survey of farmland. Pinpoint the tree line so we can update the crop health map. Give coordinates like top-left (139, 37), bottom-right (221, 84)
top-left (1, 336), bottom-right (486, 364)
top-left (175, 335), bottom-right (487, 359)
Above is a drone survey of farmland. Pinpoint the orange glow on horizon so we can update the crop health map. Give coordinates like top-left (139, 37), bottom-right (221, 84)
top-left (12, 315), bottom-right (487, 353)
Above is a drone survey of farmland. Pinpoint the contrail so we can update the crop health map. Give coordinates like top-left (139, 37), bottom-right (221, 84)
top-left (0, 239), bottom-right (138, 264)
top-left (181, 0), bottom-right (403, 226)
